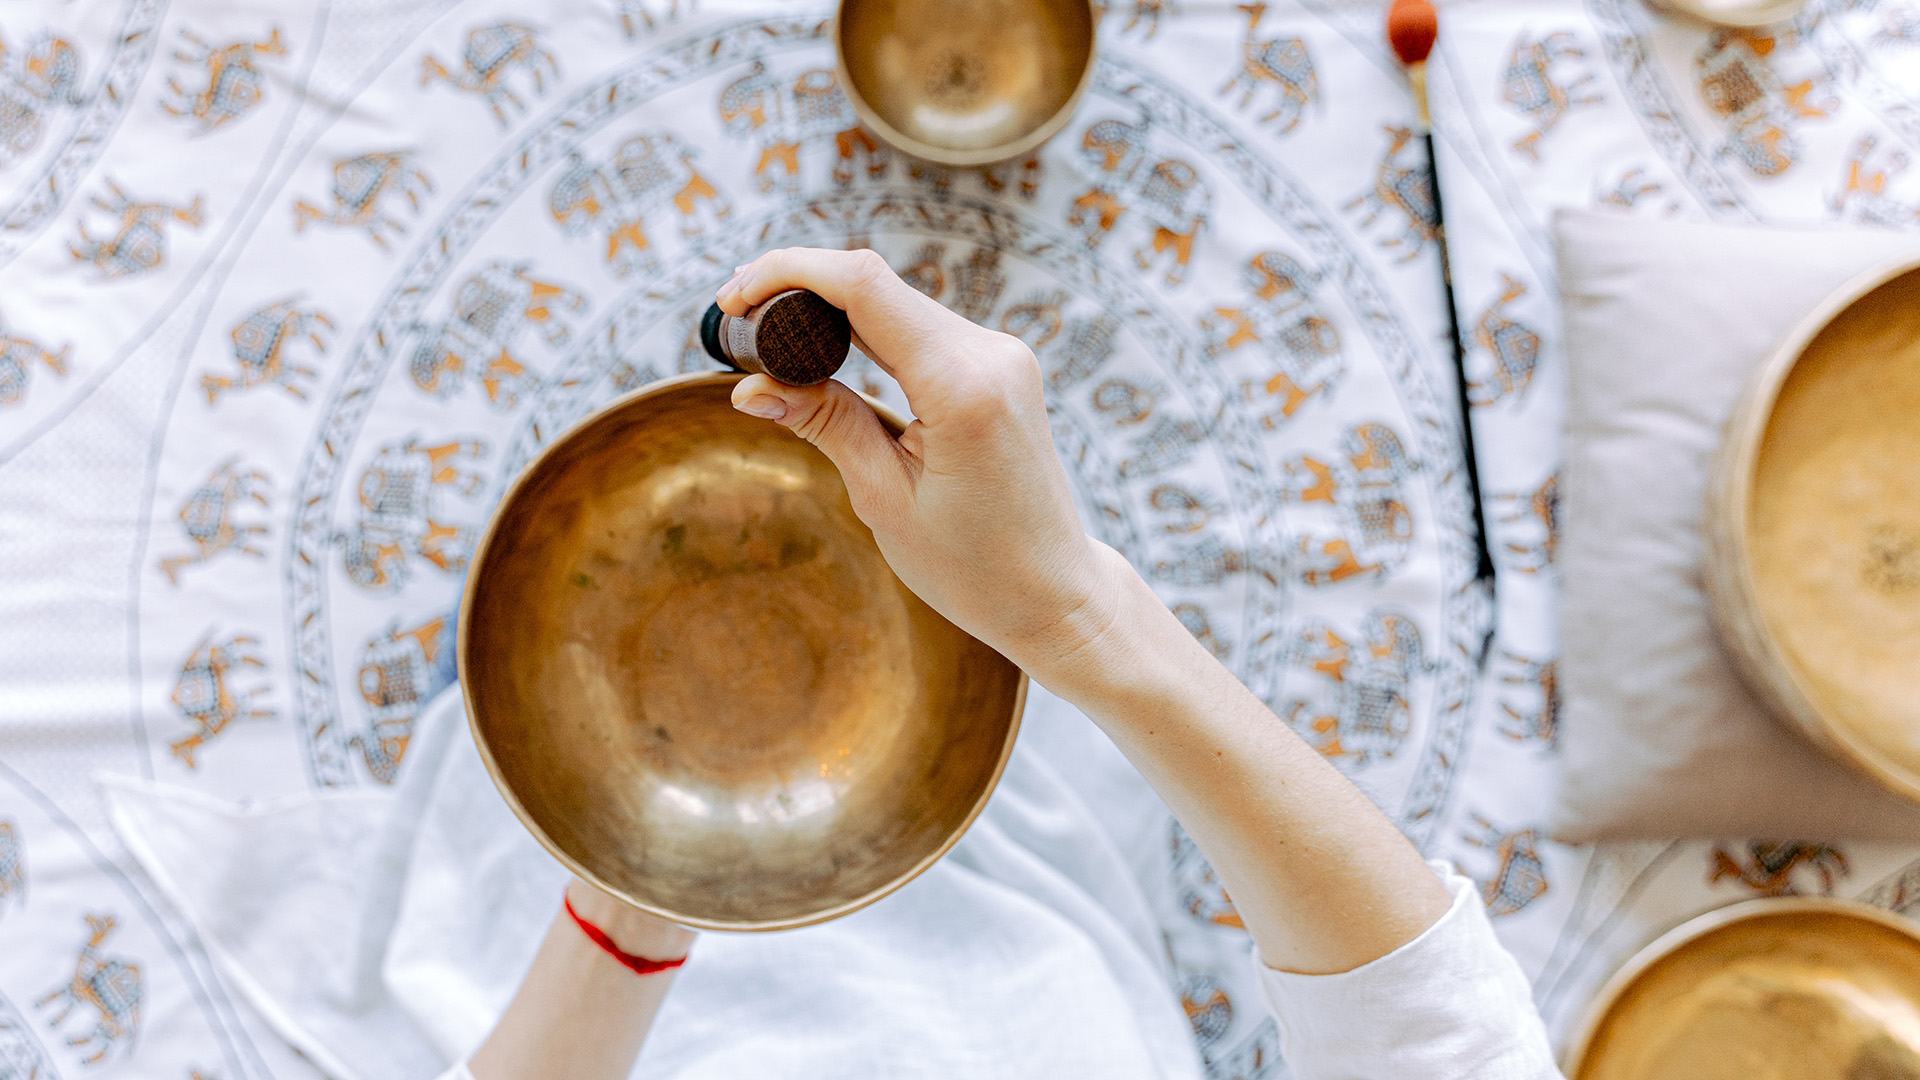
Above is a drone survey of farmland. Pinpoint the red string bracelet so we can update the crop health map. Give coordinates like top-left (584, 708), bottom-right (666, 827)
top-left (563, 893), bottom-right (689, 977)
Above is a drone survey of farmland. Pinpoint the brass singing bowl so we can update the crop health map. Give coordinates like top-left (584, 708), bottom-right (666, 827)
top-left (1565, 898), bottom-right (1920, 1079)
top-left (460, 373), bottom-right (1026, 931)
top-left (1706, 258), bottom-right (1920, 803)
top-left (835, 0), bottom-right (1096, 167)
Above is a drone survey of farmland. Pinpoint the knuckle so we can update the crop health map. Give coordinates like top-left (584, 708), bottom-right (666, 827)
top-left (993, 333), bottom-right (1043, 379)
top-left (846, 248), bottom-right (894, 294)
top-left (787, 393), bottom-right (839, 444)
top-left (951, 334), bottom-right (1042, 414)
top-left (790, 384), bottom-right (863, 447)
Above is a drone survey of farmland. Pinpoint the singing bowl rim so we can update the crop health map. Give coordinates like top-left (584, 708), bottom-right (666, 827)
top-left (1644, 0), bottom-right (1810, 28)
top-left (457, 370), bottom-right (1028, 932)
top-left (831, 0), bottom-right (1098, 167)
top-left (1558, 895), bottom-right (1920, 1075)
top-left (1703, 254), bottom-right (1920, 806)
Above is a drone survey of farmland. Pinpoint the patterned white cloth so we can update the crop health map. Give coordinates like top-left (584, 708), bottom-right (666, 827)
top-left (2, 0), bottom-right (1920, 1076)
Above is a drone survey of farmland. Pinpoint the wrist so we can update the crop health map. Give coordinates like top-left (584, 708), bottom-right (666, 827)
top-left (1013, 543), bottom-right (1152, 695)
top-left (564, 878), bottom-right (696, 962)
top-left (1021, 543), bottom-right (1240, 725)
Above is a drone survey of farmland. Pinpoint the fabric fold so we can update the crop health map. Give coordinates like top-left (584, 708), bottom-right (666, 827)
top-left (111, 685), bottom-right (1205, 1080)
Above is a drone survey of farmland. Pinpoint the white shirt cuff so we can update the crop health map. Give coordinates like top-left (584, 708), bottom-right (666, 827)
top-left (1252, 860), bottom-right (1563, 1080)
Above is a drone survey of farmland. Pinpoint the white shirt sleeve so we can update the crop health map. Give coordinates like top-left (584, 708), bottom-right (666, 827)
top-left (1253, 861), bottom-right (1564, 1080)
top-left (431, 1064), bottom-right (476, 1080)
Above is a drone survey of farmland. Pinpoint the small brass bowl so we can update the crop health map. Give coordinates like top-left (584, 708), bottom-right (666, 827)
top-left (834, 0), bottom-right (1096, 167)
top-left (460, 373), bottom-right (1026, 931)
top-left (1564, 898), bottom-right (1920, 1079)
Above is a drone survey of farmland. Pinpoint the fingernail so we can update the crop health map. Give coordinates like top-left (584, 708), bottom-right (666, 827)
top-left (735, 394), bottom-right (787, 421)
top-left (718, 269), bottom-right (744, 297)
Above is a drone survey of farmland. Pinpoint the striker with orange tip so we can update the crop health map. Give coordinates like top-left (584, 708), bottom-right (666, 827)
top-left (1387, 0), bottom-right (1498, 602)
top-left (1388, 0), bottom-right (1439, 125)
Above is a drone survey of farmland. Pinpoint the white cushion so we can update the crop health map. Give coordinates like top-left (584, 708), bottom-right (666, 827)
top-left (1552, 207), bottom-right (1920, 841)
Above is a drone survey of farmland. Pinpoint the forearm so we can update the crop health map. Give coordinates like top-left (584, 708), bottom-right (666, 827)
top-left (468, 881), bottom-right (692, 1080)
top-left (711, 247), bottom-right (1451, 976)
top-left (1034, 544), bottom-right (1451, 975)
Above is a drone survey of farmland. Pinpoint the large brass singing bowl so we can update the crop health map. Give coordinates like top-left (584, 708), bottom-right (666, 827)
top-left (835, 0), bottom-right (1096, 167)
top-left (1705, 258), bottom-right (1920, 802)
top-left (460, 373), bottom-right (1026, 931)
top-left (1565, 898), bottom-right (1920, 1079)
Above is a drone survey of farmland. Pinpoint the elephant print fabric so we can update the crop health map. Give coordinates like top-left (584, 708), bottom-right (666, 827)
top-left (6, 0), bottom-right (1920, 1076)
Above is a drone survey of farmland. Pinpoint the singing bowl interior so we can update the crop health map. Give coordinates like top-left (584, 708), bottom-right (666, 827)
top-left (835, 0), bottom-right (1096, 166)
top-left (1565, 898), bottom-right (1920, 1079)
top-left (461, 374), bottom-right (1024, 931)
top-left (1706, 260), bottom-right (1920, 802)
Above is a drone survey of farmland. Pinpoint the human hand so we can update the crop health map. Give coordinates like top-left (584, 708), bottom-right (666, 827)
top-left (564, 876), bottom-right (695, 963)
top-left (715, 250), bottom-right (1456, 984)
top-left (714, 247), bottom-right (1125, 678)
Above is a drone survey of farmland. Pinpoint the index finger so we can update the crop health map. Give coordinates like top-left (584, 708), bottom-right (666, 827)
top-left (716, 247), bottom-right (977, 396)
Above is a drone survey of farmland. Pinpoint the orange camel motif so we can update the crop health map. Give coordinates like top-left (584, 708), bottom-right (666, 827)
top-left (1463, 815), bottom-right (1549, 917)
top-left (293, 153), bottom-right (433, 250)
top-left (170, 632), bottom-right (273, 767)
top-left (1221, 3), bottom-right (1318, 132)
top-left (202, 301), bottom-right (332, 403)
top-left (37, 915), bottom-right (142, 1064)
top-left (69, 180), bottom-right (205, 279)
top-left (161, 26), bottom-right (287, 129)
top-left (420, 23), bottom-right (557, 126)
top-left (158, 462), bottom-right (270, 584)
top-left (0, 310), bottom-right (69, 407)
top-left (1346, 126), bottom-right (1439, 261)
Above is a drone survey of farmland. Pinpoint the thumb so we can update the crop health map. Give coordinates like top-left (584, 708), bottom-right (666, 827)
top-left (731, 375), bottom-right (910, 520)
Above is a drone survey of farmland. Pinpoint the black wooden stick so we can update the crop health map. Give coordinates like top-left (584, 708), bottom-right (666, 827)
top-left (1423, 130), bottom-right (1496, 587)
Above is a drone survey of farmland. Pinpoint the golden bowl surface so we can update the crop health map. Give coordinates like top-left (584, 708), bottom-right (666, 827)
top-left (1706, 259), bottom-right (1920, 802)
top-left (460, 373), bottom-right (1025, 931)
top-left (1566, 898), bottom-right (1920, 1080)
top-left (835, 0), bottom-right (1096, 166)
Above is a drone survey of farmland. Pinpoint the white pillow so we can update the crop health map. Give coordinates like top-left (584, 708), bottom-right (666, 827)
top-left (1553, 207), bottom-right (1920, 841)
